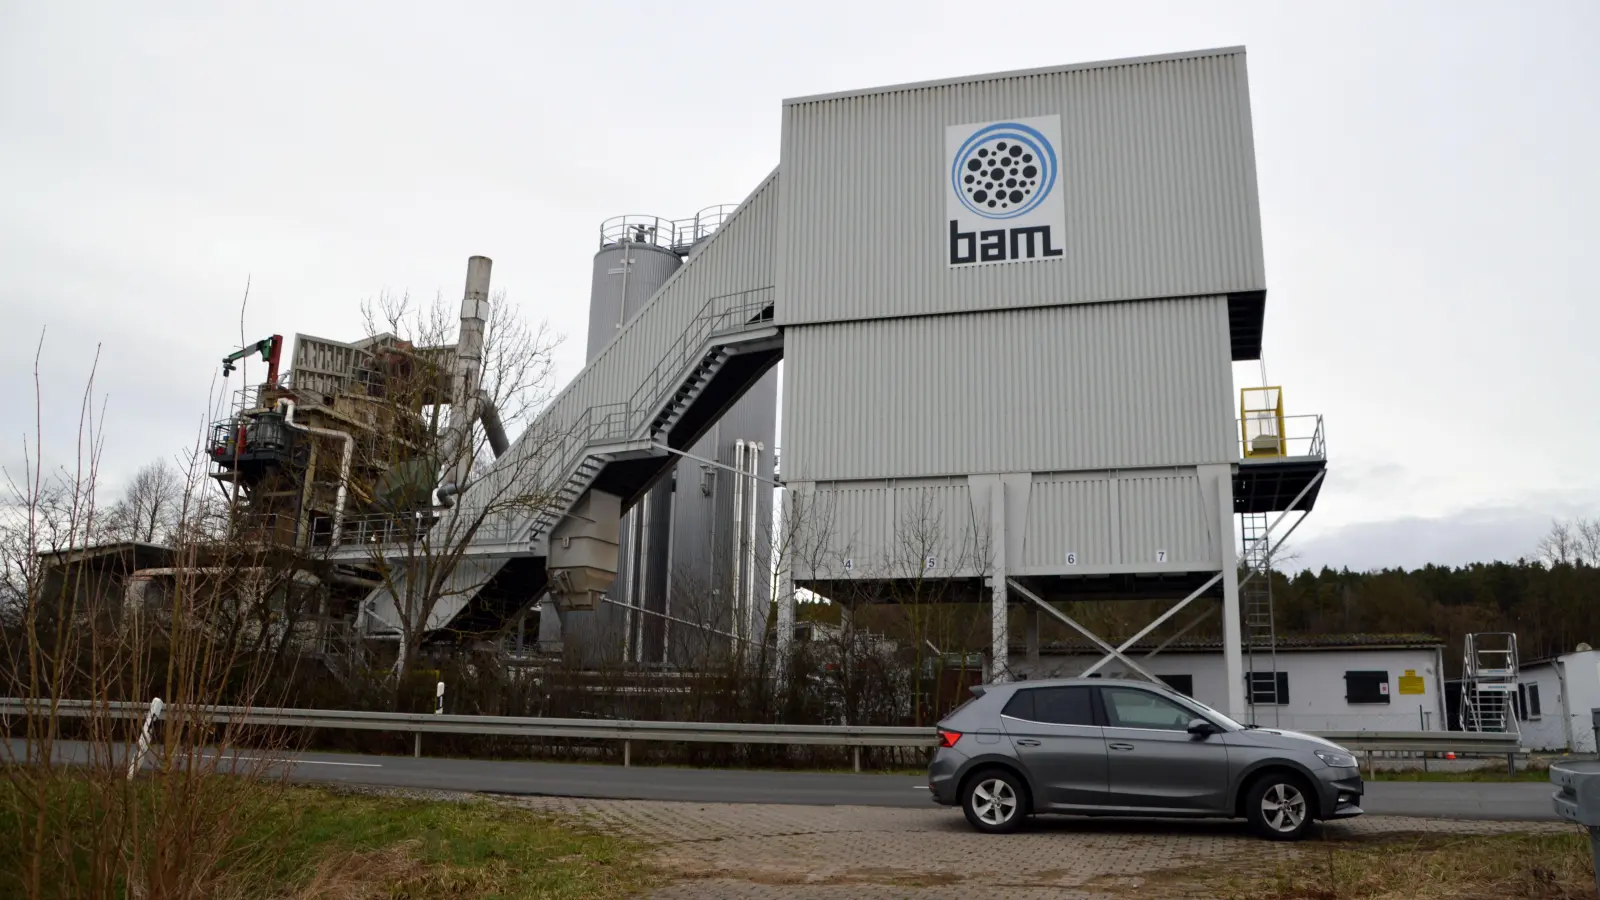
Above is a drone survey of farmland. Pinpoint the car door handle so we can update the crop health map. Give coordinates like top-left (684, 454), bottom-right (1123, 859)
top-left (1014, 739), bottom-right (1041, 747)
top-left (1108, 743), bottom-right (1135, 751)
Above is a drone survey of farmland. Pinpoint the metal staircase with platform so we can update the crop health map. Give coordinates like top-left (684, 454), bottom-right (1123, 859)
top-left (1461, 632), bottom-right (1520, 735)
top-left (334, 192), bottom-right (784, 643)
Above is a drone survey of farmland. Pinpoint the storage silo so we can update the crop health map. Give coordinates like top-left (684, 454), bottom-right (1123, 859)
top-left (548, 217), bottom-right (683, 663)
top-left (544, 208), bottom-right (778, 667)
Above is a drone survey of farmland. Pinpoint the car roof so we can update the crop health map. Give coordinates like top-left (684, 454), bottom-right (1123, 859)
top-left (1007, 676), bottom-right (1168, 690)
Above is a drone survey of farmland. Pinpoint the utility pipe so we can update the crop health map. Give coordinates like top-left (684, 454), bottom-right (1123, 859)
top-left (277, 399), bottom-right (355, 546)
top-left (731, 440), bottom-right (746, 649)
top-left (744, 442), bottom-right (763, 638)
top-left (476, 390), bottom-right (510, 458)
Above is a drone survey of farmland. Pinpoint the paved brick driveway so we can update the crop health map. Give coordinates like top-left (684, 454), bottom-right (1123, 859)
top-left (510, 796), bottom-right (1569, 899)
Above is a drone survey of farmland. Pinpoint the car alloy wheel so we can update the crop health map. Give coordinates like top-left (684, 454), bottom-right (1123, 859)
top-left (962, 771), bottom-right (1025, 833)
top-left (973, 778), bottom-right (1017, 826)
top-left (1260, 783), bottom-right (1306, 833)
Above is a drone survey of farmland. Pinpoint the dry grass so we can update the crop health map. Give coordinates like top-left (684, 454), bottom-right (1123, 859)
top-left (1214, 831), bottom-right (1597, 900)
top-left (0, 779), bottom-right (656, 900)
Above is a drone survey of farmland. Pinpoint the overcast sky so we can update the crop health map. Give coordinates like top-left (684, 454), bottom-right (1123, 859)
top-left (2, 1), bottom-right (1594, 573)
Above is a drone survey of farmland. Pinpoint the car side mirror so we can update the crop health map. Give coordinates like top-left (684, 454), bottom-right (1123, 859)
top-left (1186, 718), bottom-right (1217, 737)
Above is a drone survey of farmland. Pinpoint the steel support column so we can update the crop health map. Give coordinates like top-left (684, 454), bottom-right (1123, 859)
top-left (1204, 463), bottom-right (1247, 718)
top-left (1025, 608), bottom-right (1040, 673)
top-left (775, 487), bottom-right (796, 690)
top-left (989, 479), bottom-right (1010, 683)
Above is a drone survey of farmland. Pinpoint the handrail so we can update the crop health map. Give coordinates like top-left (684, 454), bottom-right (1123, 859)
top-left (1238, 413), bottom-right (1324, 461)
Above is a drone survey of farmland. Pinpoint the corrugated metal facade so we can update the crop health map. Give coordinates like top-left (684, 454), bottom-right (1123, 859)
top-left (794, 468), bottom-right (1219, 580)
top-left (796, 477), bottom-right (984, 579)
top-left (781, 296), bottom-right (1235, 482)
top-left (776, 47), bottom-right (1263, 326)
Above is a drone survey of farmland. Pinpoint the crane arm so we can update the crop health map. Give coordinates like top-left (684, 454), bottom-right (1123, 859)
top-left (221, 334), bottom-right (284, 381)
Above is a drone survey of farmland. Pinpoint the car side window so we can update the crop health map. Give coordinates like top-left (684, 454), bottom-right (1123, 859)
top-left (1101, 686), bottom-right (1195, 731)
top-left (1001, 689), bottom-right (1034, 721)
top-left (1003, 686), bottom-right (1094, 726)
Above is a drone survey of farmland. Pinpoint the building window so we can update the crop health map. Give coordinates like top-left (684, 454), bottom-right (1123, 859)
top-left (1158, 674), bottom-right (1194, 697)
top-left (1345, 670), bottom-right (1391, 705)
top-left (1516, 683), bottom-right (1542, 720)
top-left (1245, 672), bottom-right (1289, 705)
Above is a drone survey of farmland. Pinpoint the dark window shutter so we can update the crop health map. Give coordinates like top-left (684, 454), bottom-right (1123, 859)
top-left (1344, 671), bottom-right (1390, 705)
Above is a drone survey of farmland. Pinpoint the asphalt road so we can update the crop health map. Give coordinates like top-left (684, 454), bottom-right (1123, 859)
top-left (12, 740), bottom-right (1558, 821)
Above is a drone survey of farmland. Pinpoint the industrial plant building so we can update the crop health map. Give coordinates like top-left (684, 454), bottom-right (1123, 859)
top-left (82, 43), bottom-right (1555, 743)
top-left (180, 45), bottom-right (1328, 721)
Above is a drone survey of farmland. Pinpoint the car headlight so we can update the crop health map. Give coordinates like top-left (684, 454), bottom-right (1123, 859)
top-left (1315, 749), bottom-right (1358, 769)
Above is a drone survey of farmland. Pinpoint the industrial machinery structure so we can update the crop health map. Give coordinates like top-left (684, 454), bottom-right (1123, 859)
top-left (187, 46), bottom-right (1327, 716)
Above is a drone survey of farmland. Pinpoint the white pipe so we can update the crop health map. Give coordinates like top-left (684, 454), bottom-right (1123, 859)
top-left (745, 442), bottom-right (762, 641)
top-left (277, 399), bottom-right (355, 546)
top-left (731, 439), bottom-right (746, 650)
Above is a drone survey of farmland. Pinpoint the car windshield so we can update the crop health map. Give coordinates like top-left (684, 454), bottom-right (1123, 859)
top-left (1175, 693), bottom-right (1247, 731)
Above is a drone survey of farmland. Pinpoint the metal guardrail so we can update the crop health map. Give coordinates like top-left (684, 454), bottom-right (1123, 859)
top-left (0, 699), bottom-right (935, 770)
top-left (1316, 730), bottom-right (1521, 755)
top-left (4, 700), bottom-right (1522, 755)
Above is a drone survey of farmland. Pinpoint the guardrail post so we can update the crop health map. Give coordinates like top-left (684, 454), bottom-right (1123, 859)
top-left (1507, 752), bottom-right (1516, 776)
top-left (127, 697), bottom-right (164, 780)
top-left (853, 747), bottom-right (861, 773)
top-left (624, 740), bottom-right (631, 768)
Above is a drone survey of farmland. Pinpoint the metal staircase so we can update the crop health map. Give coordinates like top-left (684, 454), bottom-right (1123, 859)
top-left (651, 348), bottom-right (733, 441)
top-left (1240, 511), bottom-right (1278, 724)
top-left (352, 287), bottom-right (777, 639)
top-left (527, 456), bottom-right (608, 543)
top-left (1462, 632), bottom-right (1520, 734)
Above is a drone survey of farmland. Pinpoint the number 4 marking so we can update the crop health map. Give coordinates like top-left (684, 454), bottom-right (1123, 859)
top-left (1156, 549), bottom-right (1168, 563)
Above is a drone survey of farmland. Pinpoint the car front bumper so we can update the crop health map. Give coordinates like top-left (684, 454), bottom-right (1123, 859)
top-left (1315, 768), bottom-right (1365, 819)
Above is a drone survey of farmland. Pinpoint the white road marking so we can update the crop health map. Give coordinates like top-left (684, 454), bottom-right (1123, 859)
top-left (222, 754), bottom-right (382, 768)
top-left (913, 786), bottom-right (930, 790)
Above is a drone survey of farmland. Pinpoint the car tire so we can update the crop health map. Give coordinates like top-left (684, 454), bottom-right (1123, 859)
top-left (1244, 773), bottom-right (1315, 841)
top-left (961, 769), bottom-right (1026, 834)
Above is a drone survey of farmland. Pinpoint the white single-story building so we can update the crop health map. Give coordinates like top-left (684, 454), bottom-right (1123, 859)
top-left (1012, 634), bottom-right (1448, 733)
top-left (1513, 646), bottom-right (1600, 753)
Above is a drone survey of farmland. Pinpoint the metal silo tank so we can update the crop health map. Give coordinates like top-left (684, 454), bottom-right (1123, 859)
top-left (586, 219), bottom-right (683, 363)
top-left (560, 218), bottom-right (683, 663)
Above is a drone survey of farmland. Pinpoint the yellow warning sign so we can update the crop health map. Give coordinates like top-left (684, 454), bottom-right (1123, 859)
top-left (1398, 669), bottom-right (1426, 695)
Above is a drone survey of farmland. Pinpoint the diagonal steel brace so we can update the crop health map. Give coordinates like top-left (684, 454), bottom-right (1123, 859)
top-left (1006, 578), bottom-right (1163, 684)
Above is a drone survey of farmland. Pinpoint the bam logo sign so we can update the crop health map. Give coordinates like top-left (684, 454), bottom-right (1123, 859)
top-left (946, 115), bottom-right (1065, 267)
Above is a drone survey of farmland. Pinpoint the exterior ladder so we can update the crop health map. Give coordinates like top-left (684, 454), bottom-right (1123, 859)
top-left (1241, 511), bottom-right (1279, 725)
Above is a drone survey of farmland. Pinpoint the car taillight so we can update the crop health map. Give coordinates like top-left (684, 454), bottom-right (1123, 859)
top-left (937, 728), bottom-right (962, 748)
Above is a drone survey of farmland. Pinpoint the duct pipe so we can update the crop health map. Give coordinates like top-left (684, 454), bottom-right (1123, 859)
top-left (447, 256), bottom-right (491, 490)
top-left (730, 440), bottom-right (746, 649)
top-left (476, 390), bottom-right (509, 458)
top-left (277, 399), bottom-right (354, 546)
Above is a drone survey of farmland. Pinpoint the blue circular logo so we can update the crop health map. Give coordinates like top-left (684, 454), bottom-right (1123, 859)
top-left (951, 122), bottom-right (1058, 220)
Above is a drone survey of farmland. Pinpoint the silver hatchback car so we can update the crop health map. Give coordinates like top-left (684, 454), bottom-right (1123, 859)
top-left (928, 678), bottom-right (1364, 840)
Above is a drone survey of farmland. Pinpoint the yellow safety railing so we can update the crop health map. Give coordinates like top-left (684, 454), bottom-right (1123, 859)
top-left (1240, 386), bottom-right (1286, 458)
